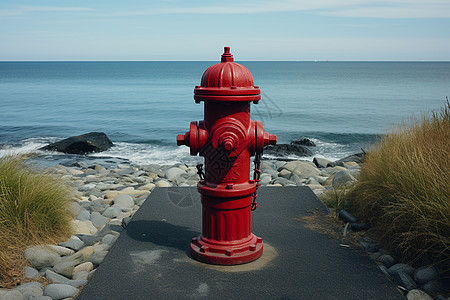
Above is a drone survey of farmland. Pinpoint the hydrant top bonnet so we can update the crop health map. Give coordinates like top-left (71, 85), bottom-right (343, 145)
top-left (194, 47), bottom-right (261, 102)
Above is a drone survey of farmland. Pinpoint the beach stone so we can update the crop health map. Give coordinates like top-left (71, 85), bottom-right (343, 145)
top-left (14, 282), bottom-right (44, 298)
top-left (378, 265), bottom-right (391, 279)
top-left (71, 220), bottom-right (98, 235)
top-left (77, 246), bottom-right (95, 261)
top-left (290, 164), bottom-right (320, 180)
top-left (64, 279), bottom-right (87, 288)
top-left (0, 289), bottom-right (23, 300)
top-left (278, 169), bottom-right (291, 179)
top-left (90, 212), bottom-right (109, 228)
top-left (53, 256), bottom-right (83, 278)
top-left (392, 271), bottom-right (417, 290)
top-left (76, 234), bottom-right (99, 246)
top-left (73, 271), bottom-right (89, 281)
top-left (72, 262), bottom-right (93, 276)
top-left (88, 250), bottom-right (108, 266)
top-left (406, 289), bottom-right (433, 300)
top-left (102, 234), bottom-right (119, 247)
top-left (69, 202), bottom-right (83, 217)
top-left (46, 269), bottom-right (70, 283)
top-left (259, 175), bottom-right (272, 185)
top-left (155, 179), bottom-right (172, 187)
top-left (102, 206), bottom-right (122, 218)
top-left (313, 157), bottom-right (331, 168)
top-left (377, 254), bottom-right (396, 268)
top-left (76, 210), bottom-right (91, 221)
top-left (47, 245), bottom-right (75, 257)
top-left (69, 168), bottom-right (84, 175)
top-left (421, 280), bottom-right (447, 295)
top-left (24, 245), bottom-right (61, 269)
top-left (414, 266), bottom-right (438, 284)
top-left (113, 194), bottom-right (135, 209)
top-left (138, 183), bottom-right (156, 191)
top-left (43, 283), bottom-right (79, 300)
top-left (24, 266), bottom-right (40, 279)
top-left (332, 170), bottom-right (356, 187)
top-left (104, 191), bottom-right (120, 199)
top-left (59, 236), bottom-right (85, 251)
top-left (388, 264), bottom-right (415, 278)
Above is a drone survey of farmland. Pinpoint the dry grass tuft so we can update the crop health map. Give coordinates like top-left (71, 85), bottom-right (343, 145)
top-left (0, 154), bottom-right (73, 287)
top-left (348, 100), bottom-right (450, 276)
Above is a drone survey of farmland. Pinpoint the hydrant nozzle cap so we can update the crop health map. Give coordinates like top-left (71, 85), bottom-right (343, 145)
top-left (221, 47), bottom-right (234, 63)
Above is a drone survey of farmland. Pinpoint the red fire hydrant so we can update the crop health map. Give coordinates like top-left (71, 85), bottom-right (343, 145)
top-left (177, 47), bottom-right (276, 265)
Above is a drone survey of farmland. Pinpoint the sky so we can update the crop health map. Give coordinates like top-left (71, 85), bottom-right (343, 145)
top-left (1, 0), bottom-right (449, 61)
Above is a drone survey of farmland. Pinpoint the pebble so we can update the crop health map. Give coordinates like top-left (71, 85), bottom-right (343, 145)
top-left (414, 266), bottom-right (438, 285)
top-left (24, 266), bottom-right (40, 279)
top-left (58, 236), bottom-right (85, 251)
top-left (24, 245), bottom-right (61, 269)
top-left (43, 284), bottom-right (79, 300)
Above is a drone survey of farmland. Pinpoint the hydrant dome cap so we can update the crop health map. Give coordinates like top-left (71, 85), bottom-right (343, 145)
top-left (194, 47), bottom-right (261, 102)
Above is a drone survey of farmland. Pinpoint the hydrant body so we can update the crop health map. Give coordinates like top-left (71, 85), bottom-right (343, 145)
top-left (177, 47), bottom-right (276, 265)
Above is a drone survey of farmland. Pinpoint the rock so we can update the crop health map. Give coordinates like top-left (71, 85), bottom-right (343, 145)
top-left (47, 245), bottom-right (75, 257)
top-left (71, 220), bottom-right (98, 235)
top-left (421, 280), bottom-right (447, 295)
top-left (264, 144), bottom-right (313, 157)
top-left (40, 132), bottom-right (113, 154)
top-left (290, 138), bottom-right (316, 147)
top-left (102, 234), bottom-right (119, 247)
top-left (73, 271), bottom-right (89, 281)
top-left (330, 152), bottom-right (365, 167)
top-left (43, 284), bottom-right (79, 300)
top-left (138, 183), bottom-right (156, 191)
top-left (72, 262), bottom-right (93, 276)
top-left (388, 264), bottom-right (416, 278)
top-left (392, 271), bottom-right (417, 290)
top-left (76, 234), bottom-right (99, 246)
top-left (278, 169), bottom-right (291, 179)
top-left (59, 236), bottom-right (85, 251)
top-left (88, 250), bottom-right (108, 266)
top-left (102, 206), bottom-right (122, 218)
top-left (313, 157), bottom-right (331, 168)
top-left (155, 179), bottom-right (172, 187)
top-left (406, 289), bottom-right (433, 300)
top-left (46, 269), bottom-right (70, 283)
top-left (332, 170), bottom-right (356, 187)
top-left (377, 254), bottom-right (396, 268)
top-left (24, 245), bottom-right (61, 269)
top-left (0, 289), bottom-right (24, 300)
top-left (414, 266), bottom-right (438, 284)
top-left (63, 279), bottom-right (87, 288)
top-left (53, 252), bottom-right (84, 278)
top-left (24, 266), bottom-right (40, 279)
top-left (113, 194), bottom-right (135, 209)
top-left (14, 282), bottom-right (44, 298)
top-left (379, 265), bottom-right (391, 279)
top-left (165, 167), bottom-right (186, 181)
top-left (90, 212), bottom-right (109, 228)
top-left (69, 202), bottom-right (83, 217)
top-left (77, 246), bottom-right (95, 261)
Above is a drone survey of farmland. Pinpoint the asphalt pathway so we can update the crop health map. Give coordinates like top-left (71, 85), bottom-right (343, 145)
top-left (78, 186), bottom-right (404, 300)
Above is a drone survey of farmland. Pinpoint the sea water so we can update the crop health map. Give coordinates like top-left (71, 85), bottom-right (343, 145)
top-left (0, 61), bottom-right (449, 166)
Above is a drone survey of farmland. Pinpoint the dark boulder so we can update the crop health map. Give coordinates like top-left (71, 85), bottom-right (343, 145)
top-left (290, 138), bottom-right (316, 147)
top-left (328, 152), bottom-right (365, 167)
top-left (40, 132), bottom-right (113, 155)
top-left (264, 144), bottom-right (313, 157)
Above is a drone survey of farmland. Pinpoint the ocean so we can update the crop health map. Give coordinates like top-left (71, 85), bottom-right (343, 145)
top-left (0, 61), bottom-right (449, 167)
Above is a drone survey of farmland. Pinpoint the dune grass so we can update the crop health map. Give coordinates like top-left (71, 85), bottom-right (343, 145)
top-left (348, 100), bottom-right (450, 276)
top-left (0, 154), bottom-right (73, 287)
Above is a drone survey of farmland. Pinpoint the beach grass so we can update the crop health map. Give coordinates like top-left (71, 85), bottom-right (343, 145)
top-left (0, 154), bottom-right (73, 287)
top-left (348, 100), bottom-right (450, 276)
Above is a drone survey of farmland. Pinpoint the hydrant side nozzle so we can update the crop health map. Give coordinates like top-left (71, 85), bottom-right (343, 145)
top-left (177, 134), bottom-right (186, 146)
top-left (269, 134), bottom-right (277, 145)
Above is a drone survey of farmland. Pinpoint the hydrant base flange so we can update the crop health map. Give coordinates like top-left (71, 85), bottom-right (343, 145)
top-left (190, 234), bottom-right (263, 265)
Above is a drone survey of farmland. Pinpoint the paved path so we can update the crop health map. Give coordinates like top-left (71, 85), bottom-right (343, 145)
top-left (78, 186), bottom-right (404, 300)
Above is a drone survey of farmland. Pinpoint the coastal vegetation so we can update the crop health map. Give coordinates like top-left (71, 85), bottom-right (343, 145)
top-left (0, 154), bottom-right (73, 287)
top-left (342, 100), bottom-right (449, 277)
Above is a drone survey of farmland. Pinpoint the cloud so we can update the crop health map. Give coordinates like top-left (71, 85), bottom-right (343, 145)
top-left (0, 5), bottom-right (92, 17)
top-left (90, 0), bottom-right (450, 19)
